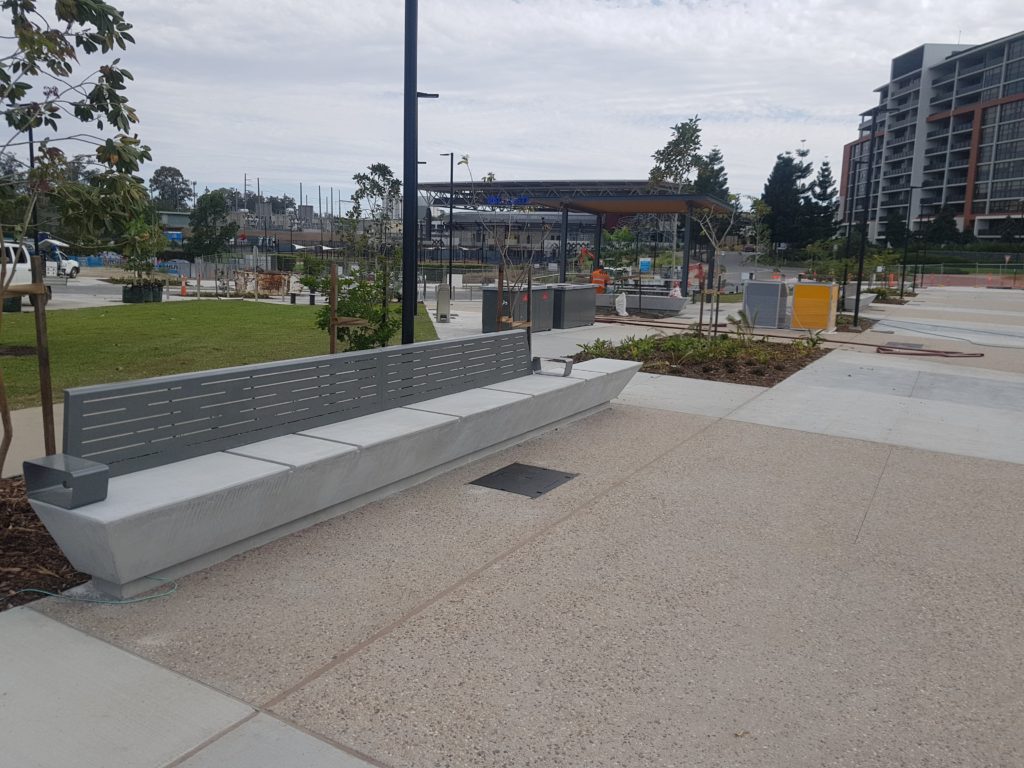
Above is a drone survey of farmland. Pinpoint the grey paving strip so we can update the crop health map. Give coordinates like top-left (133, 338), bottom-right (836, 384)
top-left (0, 608), bottom-right (253, 768)
top-left (261, 410), bottom-right (725, 711)
top-left (171, 714), bottom-right (383, 768)
top-left (727, 350), bottom-right (1024, 464)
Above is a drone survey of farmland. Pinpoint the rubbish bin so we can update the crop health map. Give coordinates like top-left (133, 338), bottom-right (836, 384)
top-left (552, 283), bottom-right (596, 329)
top-left (742, 281), bottom-right (788, 328)
top-left (481, 286), bottom-right (554, 333)
top-left (791, 283), bottom-right (839, 332)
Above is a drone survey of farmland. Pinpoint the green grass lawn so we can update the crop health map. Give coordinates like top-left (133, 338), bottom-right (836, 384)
top-left (0, 300), bottom-right (438, 409)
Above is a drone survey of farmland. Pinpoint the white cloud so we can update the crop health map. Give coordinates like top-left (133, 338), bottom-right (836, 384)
top-left (90, 0), bottom-right (1023, 201)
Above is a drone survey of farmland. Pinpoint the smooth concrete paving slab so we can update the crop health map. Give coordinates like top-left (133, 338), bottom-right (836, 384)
top-left (271, 419), bottom-right (1023, 767)
top-left (36, 406), bottom-right (716, 705)
top-left (867, 315), bottom-right (1024, 348)
top-left (2, 402), bottom-right (64, 478)
top-left (178, 714), bottom-right (377, 768)
top-left (0, 607), bottom-right (253, 768)
top-left (727, 349), bottom-right (1024, 464)
top-left (615, 371), bottom-right (765, 417)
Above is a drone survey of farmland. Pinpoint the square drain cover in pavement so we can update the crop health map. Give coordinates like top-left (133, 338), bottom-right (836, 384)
top-left (470, 462), bottom-right (578, 498)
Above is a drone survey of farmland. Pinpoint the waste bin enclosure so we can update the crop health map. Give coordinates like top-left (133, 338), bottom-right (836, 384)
top-left (481, 286), bottom-right (554, 333)
top-left (791, 283), bottom-right (838, 332)
top-left (552, 283), bottom-right (596, 329)
top-left (742, 281), bottom-right (788, 328)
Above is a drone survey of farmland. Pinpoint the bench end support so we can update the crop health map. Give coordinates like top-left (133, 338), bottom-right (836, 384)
top-left (24, 454), bottom-right (109, 509)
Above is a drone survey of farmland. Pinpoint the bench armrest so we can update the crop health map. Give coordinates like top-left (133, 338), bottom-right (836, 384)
top-left (23, 454), bottom-right (109, 509)
top-left (532, 356), bottom-right (574, 377)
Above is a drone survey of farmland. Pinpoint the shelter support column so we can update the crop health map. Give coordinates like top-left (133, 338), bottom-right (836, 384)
top-left (594, 214), bottom-right (603, 266)
top-left (559, 205), bottom-right (569, 282)
top-left (682, 213), bottom-right (692, 292)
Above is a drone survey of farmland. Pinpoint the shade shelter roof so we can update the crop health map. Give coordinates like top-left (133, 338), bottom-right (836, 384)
top-left (417, 179), bottom-right (732, 216)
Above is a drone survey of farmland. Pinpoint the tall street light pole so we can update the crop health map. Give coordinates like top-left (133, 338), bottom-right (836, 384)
top-left (401, 0), bottom-right (420, 344)
top-left (853, 106), bottom-right (895, 326)
top-left (900, 185), bottom-right (921, 300)
top-left (440, 152), bottom-right (454, 290)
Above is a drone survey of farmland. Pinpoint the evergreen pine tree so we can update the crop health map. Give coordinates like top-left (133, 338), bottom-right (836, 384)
top-left (808, 160), bottom-right (839, 242)
top-left (761, 147), bottom-right (812, 247)
top-left (694, 147), bottom-right (730, 200)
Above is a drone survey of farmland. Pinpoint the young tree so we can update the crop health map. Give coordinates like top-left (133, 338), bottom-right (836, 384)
top-left (649, 116), bottom-right (703, 269)
top-left (694, 146), bottom-right (729, 200)
top-left (350, 162), bottom-right (401, 255)
top-left (1, 0), bottom-right (153, 468)
top-left (149, 165), bottom-right (192, 210)
top-left (925, 206), bottom-right (959, 245)
top-left (745, 196), bottom-right (772, 268)
top-left (188, 190), bottom-right (237, 258)
top-left (883, 209), bottom-right (908, 248)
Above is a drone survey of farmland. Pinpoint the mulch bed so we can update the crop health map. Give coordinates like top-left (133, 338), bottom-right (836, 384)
top-left (576, 338), bottom-right (829, 388)
top-left (1, 476), bottom-right (87, 611)
top-left (635, 348), bottom-right (828, 387)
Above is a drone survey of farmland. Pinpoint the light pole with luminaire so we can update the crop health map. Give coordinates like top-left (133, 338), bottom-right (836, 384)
top-left (900, 185), bottom-right (922, 300)
top-left (853, 105), bottom-right (898, 326)
top-left (439, 152), bottom-right (455, 290)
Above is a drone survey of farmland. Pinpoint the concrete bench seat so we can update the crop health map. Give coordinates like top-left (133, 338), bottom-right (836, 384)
top-left (25, 332), bottom-right (640, 598)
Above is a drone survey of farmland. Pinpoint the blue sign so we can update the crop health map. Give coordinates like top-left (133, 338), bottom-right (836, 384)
top-left (165, 231), bottom-right (183, 242)
top-left (639, 257), bottom-right (652, 274)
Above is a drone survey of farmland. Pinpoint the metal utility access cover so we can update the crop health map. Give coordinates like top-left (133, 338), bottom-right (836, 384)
top-left (470, 463), bottom-right (578, 498)
top-left (882, 342), bottom-right (925, 350)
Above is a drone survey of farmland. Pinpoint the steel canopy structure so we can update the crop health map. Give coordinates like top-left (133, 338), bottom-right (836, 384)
top-left (417, 179), bottom-right (731, 216)
top-left (417, 179), bottom-right (732, 281)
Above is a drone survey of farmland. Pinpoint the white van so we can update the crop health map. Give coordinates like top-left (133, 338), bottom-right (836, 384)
top-left (2, 243), bottom-right (50, 305)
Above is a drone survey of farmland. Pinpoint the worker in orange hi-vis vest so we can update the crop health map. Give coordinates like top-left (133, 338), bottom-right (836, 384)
top-left (590, 261), bottom-right (611, 294)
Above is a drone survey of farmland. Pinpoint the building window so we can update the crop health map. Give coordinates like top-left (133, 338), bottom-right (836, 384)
top-left (993, 160), bottom-right (1024, 180)
top-left (1006, 59), bottom-right (1024, 81)
top-left (995, 140), bottom-right (1024, 161)
top-left (999, 121), bottom-right (1024, 142)
top-left (1009, 38), bottom-right (1024, 61)
top-left (1000, 100), bottom-right (1024, 122)
top-left (982, 106), bottom-right (999, 125)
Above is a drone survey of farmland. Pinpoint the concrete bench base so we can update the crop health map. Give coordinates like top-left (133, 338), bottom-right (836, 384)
top-left (595, 293), bottom-right (686, 315)
top-left (31, 359), bottom-right (640, 598)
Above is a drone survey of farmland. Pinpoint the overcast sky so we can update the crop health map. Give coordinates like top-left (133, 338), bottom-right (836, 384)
top-left (109, 1), bottom-right (1021, 206)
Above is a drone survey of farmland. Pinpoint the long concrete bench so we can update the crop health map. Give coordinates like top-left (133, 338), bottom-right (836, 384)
top-left (24, 331), bottom-right (640, 598)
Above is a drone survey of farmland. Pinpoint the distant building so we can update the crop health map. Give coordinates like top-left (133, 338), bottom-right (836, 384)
top-left (841, 31), bottom-right (1024, 242)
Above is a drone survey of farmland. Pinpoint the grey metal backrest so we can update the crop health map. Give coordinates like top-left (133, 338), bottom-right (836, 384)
top-left (63, 331), bottom-right (532, 477)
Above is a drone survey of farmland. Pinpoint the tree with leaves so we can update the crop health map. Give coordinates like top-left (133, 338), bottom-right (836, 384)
top-left (350, 162), bottom-right (401, 253)
top-left (187, 190), bottom-right (237, 258)
top-left (807, 160), bottom-right (839, 243)
top-left (149, 165), bottom-right (191, 210)
top-left (694, 146), bottom-right (729, 200)
top-left (0, 0), bottom-right (155, 468)
top-left (650, 116), bottom-right (703, 268)
top-left (883, 209), bottom-right (908, 248)
top-left (925, 207), bottom-right (959, 245)
top-left (761, 146), bottom-right (813, 247)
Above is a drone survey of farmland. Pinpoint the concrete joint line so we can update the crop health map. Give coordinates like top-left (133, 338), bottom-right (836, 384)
top-left (260, 413), bottom-right (723, 711)
top-left (161, 711), bottom-right (259, 768)
top-left (854, 446), bottom-right (895, 544)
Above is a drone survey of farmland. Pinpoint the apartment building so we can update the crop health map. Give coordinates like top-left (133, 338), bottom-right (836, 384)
top-left (840, 31), bottom-right (1024, 242)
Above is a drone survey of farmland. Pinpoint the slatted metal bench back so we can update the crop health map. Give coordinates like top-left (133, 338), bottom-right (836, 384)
top-left (63, 331), bottom-right (532, 477)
